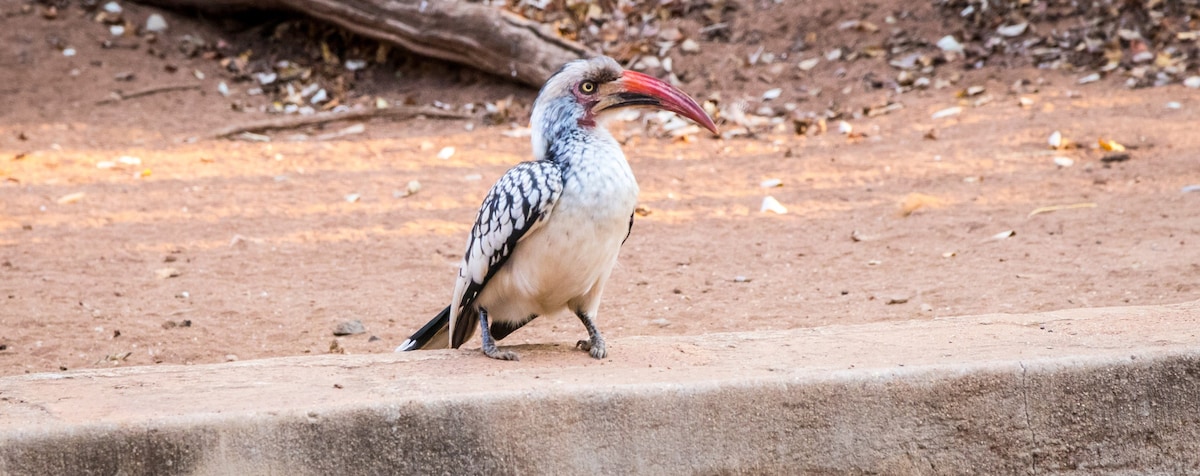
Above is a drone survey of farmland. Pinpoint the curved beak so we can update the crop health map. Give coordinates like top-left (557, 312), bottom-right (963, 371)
top-left (595, 70), bottom-right (718, 134)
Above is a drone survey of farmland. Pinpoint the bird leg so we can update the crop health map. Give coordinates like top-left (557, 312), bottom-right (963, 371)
top-left (574, 311), bottom-right (607, 359)
top-left (478, 308), bottom-right (519, 361)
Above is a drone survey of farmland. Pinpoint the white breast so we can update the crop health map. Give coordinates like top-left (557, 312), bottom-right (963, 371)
top-left (475, 136), bottom-right (638, 323)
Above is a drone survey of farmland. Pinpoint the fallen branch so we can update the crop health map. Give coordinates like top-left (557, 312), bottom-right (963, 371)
top-left (208, 106), bottom-right (470, 140)
top-left (135, 0), bottom-right (591, 87)
top-left (96, 83), bottom-right (201, 105)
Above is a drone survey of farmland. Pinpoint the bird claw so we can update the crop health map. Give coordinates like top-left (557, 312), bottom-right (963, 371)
top-left (484, 347), bottom-right (520, 361)
top-left (575, 338), bottom-right (607, 359)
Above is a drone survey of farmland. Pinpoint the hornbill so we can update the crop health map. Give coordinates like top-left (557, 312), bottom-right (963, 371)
top-left (397, 56), bottom-right (717, 360)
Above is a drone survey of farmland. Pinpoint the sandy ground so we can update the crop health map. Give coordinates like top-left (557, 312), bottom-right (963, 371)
top-left (1, 1), bottom-right (1198, 375)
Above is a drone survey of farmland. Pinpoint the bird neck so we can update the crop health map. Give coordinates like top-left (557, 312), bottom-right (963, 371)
top-left (530, 97), bottom-right (620, 166)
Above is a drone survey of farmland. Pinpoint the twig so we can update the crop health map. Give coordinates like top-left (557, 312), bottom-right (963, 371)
top-left (1028, 202), bottom-right (1097, 218)
top-left (96, 84), bottom-right (201, 105)
top-left (208, 106), bottom-right (472, 140)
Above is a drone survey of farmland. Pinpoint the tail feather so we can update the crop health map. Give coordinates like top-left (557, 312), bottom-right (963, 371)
top-left (396, 305), bottom-right (451, 351)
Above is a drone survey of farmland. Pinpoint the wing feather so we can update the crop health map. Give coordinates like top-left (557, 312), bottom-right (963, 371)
top-left (448, 161), bottom-right (563, 348)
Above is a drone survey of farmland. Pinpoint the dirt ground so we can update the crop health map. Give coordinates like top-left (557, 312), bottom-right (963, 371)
top-left (1, 0), bottom-right (1198, 375)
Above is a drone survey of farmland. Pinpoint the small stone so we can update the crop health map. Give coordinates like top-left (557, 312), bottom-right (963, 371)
top-left (996, 23), bottom-right (1028, 37)
top-left (680, 39), bottom-right (700, 54)
top-left (1053, 157), bottom-right (1074, 167)
top-left (334, 320), bottom-right (367, 336)
top-left (155, 267), bottom-right (180, 279)
top-left (936, 35), bottom-right (964, 53)
top-left (255, 72), bottom-right (277, 85)
top-left (1048, 131), bottom-right (1063, 149)
top-left (761, 196), bottom-right (788, 214)
top-left (145, 13), bottom-right (168, 32)
top-left (649, 318), bottom-right (671, 327)
top-left (310, 89), bottom-right (328, 104)
top-left (436, 146), bottom-right (455, 160)
top-left (1184, 77), bottom-right (1200, 89)
top-left (103, 1), bottom-right (121, 14)
top-left (395, 180), bottom-right (421, 198)
top-left (797, 58), bottom-right (819, 71)
top-left (225, 354), bottom-right (238, 362)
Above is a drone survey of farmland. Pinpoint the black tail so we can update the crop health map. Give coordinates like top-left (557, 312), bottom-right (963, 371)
top-left (397, 305), bottom-right (450, 351)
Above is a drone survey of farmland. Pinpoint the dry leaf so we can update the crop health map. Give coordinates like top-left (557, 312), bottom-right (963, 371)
top-left (1098, 138), bottom-right (1126, 152)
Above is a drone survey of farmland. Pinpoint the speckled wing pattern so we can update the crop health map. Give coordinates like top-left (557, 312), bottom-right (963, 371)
top-left (448, 161), bottom-right (564, 347)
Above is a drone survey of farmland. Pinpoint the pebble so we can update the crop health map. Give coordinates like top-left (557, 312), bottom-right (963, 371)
top-left (649, 318), bottom-right (671, 327)
top-left (996, 22), bottom-right (1028, 37)
top-left (255, 72), bottom-right (277, 85)
top-left (1048, 131), bottom-right (1064, 149)
top-left (145, 13), bottom-right (168, 32)
top-left (680, 39), bottom-right (700, 54)
top-left (1184, 76), bottom-right (1200, 89)
top-left (310, 89), bottom-right (328, 104)
top-left (936, 35), bottom-right (964, 53)
top-left (761, 196), bottom-right (788, 214)
top-left (334, 320), bottom-right (367, 336)
top-left (103, 1), bottom-right (121, 13)
top-left (436, 146), bottom-right (455, 160)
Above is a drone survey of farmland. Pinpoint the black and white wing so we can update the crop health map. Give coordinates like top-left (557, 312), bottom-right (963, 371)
top-left (447, 160), bottom-right (564, 347)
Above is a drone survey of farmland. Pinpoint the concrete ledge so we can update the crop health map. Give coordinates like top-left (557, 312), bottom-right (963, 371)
top-left (2, 302), bottom-right (1198, 475)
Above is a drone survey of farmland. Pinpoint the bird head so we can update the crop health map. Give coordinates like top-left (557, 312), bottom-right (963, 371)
top-left (531, 56), bottom-right (718, 160)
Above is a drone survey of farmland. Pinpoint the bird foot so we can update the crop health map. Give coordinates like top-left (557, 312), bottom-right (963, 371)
top-left (483, 346), bottom-right (520, 361)
top-left (575, 338), bottom-right (607, 359)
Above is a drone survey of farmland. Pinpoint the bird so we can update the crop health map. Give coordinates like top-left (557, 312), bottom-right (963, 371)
top-left (397, 56), bottom-right (717, 361)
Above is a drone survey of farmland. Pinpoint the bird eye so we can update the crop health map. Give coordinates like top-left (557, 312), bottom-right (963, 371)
top-left (579, 81), bottom-right (596, 94)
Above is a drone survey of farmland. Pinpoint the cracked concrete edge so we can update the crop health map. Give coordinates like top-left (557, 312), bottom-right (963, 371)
top-left (2, 351), bottom-right (1199, 475)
